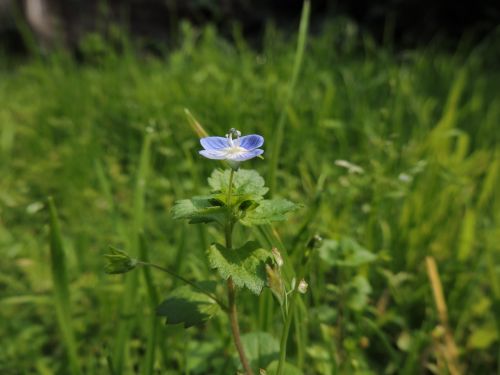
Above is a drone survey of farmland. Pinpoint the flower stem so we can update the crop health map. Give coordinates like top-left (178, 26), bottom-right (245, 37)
top-left (277, 288), bottom-right (298, 375)
top-left (228, 278), bottom-right (253, 375)
top-left (225, 169), bottom-right (254, 375)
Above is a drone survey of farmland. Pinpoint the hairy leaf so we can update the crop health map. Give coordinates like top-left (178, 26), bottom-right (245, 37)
top-left (171, 196), bottom-right (227, 225)
top-left (240, 199), bottom-right (300, 226)
top-left (156, 282), bottom-right (220, 328)
top-left (208, 169), bottom-right (268, 200)
top-left (207, 242), bottom-right (271, 294)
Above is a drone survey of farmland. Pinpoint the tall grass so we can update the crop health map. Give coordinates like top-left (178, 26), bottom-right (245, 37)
top-left (0, 18), bottom-right (499, 374)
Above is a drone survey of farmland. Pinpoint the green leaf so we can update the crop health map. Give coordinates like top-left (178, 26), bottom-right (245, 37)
top-left (207, 242), bottom-right (271, 294)
top-left (240, 199), bottom-right (300, 226)
top-left (319, 237), bottom-right (377, 267)
top-left (171, 196), bottom-right (227, 225)
top-left (234, 332), bottom-right (279, 372)
top-left (266, 360), bottom-right (303, 375)
top-left (185, 340), bottom-right (224, 374)
top-left (467, 324), bottom-right (498, 349)
top-left (346, 275), bottom-right (372, 311)
top-left (156, 282), bottom-right (220, 328)
top-left (208, 169), bottom-right (268, 200)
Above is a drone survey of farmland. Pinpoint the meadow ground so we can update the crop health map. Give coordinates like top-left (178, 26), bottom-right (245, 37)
top-left (0, 18), bottom-right (499, 375)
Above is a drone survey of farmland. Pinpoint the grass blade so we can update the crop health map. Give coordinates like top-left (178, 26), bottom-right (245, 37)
top-left (140, 233), bottom-right (161, 375)
top-left (113, 131), bottom-right (153, 374)
top-left (268, 0), bottom-right (310, 196)
top-left (47, 197), bottom-right (82, 375)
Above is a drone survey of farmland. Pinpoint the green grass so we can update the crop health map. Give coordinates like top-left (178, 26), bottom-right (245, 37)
top-left (1, 18), bottom-right (499, 374)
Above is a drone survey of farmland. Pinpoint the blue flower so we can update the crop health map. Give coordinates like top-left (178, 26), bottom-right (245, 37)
top-left (199, 128), bottom-right (264, 162)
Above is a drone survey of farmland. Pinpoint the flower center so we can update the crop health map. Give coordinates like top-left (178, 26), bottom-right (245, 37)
top-left (225, 146), bottom-right (247, 155)
top-left (226, 128), bottom-right (241, 147)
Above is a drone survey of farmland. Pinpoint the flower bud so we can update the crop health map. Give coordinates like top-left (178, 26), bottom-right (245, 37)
top-left (307, 234), bottom-right (323, 249)
top-left (104, 247), bottom-right (137, 274)
top-left (297, 278), bottom-right (308, 294)
top-left (271, 247), bottom-right (284, 267)
top-left (266, 264), bottom-right (285, 306)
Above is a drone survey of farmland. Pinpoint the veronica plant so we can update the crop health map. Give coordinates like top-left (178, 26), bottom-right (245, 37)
top-left (105, 128), bottom-right (301, 374)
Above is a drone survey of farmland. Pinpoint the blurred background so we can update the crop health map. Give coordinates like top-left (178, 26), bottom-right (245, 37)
top-left (1, 1), bottom-right (499, 374)
top-left (1, 0), bottom-right (500, 52)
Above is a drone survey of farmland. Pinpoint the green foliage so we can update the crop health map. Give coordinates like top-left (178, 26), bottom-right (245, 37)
top-left (1, 16), bottom-right (499, 375)
top-left (208, 169), bottom-right (269, 200)
top-left (171, 196), bottom-right (228, 225)
top-left (240, 198), bottom-right (300, 226)
top-left (156, 282), bottom-right (221, 328)
top-left (207, 242), bottom-right (272, 294)
top-left (266, 360), bottom-right (303, 375)
top-left (47, 198), bottom-right (82, 375)
top-left (238, 332), bottom-right (280, 372)
top-left (318, 237), bottom-right (377, 267)
top-left (345, 275), bottom-right (372, 311)
top-left (174, 169), bottom-right (299, 228)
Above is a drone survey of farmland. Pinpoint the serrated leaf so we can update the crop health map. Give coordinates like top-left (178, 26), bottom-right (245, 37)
top-left (207, 242), bottom-right (271, 294)
top-left (240, 199), bottom-right (300, 226)
top-left (171, 196), bottom-right (228, 225)
top-left (156, 282), bottom-right (220, 328)
top-left (208, 169), bottom-right (268, 201)
top-left (319, 237), bottom-right (377, 267)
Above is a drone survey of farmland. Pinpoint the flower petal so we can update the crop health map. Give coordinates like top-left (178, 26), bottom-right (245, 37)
top-left (199, 149), bottom-right (228, 160)
top-left (200, 136), bottom-right (229, 150)
top-left (228, 148), bottom-right (264, 161)
top-left (239, 135), bottom-right (264, 150)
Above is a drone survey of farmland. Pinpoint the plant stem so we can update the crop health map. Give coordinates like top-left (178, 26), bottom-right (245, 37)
top-left (277, 234), bottom-right (315, 374)
top-left (227, 168), bottom-right (235, 208)
top-left (225, 169), bottom-right (254, 375)
top-left (228, 278), bottom-right (253, 375)
top-left (277, 288), bottom-right (298, 375)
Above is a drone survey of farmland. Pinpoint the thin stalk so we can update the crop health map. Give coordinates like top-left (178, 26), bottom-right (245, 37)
top-left (293, 300), bottom-right (306, 369)
top-left (269, 0), bottom-right (310, 196)
top-left (225, 169), bottom-right (254, 375)
top-left (277, 290), bottom-right (299, 375)
top-left (227, 168), bottom-right (235, 208)
top-left (227, 278), bottom-right (253, 375)
top-left (277, 234), bottom-right (314, 374)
